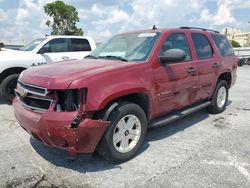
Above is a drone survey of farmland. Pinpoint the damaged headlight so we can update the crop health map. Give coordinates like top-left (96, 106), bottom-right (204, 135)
top-left (56, 88), bottom-right (87, 112)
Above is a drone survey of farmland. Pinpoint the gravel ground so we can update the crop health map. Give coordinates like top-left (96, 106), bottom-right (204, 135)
top-left (0, 66), bottom-right (250, 188)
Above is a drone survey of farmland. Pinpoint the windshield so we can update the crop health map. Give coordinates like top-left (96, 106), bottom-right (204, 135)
top-left (21, 38), bottom-right (46, 51)
top-left (88, 32), bottom-right (160, 62)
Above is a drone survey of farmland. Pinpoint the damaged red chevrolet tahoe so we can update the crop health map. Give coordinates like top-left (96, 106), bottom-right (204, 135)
top-left (13, 27), bottom-right (237, 162)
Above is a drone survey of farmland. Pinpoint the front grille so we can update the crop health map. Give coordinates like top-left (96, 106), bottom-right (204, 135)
top-left (17, 81), bottom-right (49, 96)
top-left (15, 81), bottom-right (53, 111)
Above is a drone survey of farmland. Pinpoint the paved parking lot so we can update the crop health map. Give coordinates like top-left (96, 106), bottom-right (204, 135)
top-left (0, 66), bottom-right (250, 188)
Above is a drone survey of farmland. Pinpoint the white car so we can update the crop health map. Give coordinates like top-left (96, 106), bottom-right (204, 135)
top-left (0, 35), bottom-right (96, 101)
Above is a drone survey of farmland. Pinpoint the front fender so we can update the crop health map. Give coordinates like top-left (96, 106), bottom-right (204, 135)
top-left (98, 87), bottom-right (150, 110)
top-left (72, 64), bottom-right (154, 111)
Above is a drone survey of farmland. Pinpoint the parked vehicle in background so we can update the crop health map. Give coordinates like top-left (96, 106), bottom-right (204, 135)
top-left (0, 35), bottom-right (96, 102)
top-left (0, 42), bottom-right (3, 51)
top-left (234, 47), bottom-right (250, 66)
top-left (14, 27), bottom-right (237, 163)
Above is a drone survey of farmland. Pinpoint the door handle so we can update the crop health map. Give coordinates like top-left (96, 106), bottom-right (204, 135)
top-left (187, 67), bottom-right (197, 75)
top-left (62, 56), bottom-right (69, 60)
top-left (212, 62), bottom-right (220, 68)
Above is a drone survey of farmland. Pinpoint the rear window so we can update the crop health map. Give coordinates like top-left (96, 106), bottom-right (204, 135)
top-left (212, 34), bottom-right (234, 57)
top-left (70, 39), bottom-right (91, 52)
top-left (191, 33), bottom-right (213, 60)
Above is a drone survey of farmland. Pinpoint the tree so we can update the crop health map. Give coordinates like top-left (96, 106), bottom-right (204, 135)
top-left (44, 1), bottom-right (83, 36)
top-left (231, 40), bottom-right (241, 47)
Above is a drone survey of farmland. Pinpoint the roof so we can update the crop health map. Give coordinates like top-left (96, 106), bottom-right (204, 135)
top-left (118, 26), bottom-right (221, 36)
top-left (44, 35), bottom-right (93, 40)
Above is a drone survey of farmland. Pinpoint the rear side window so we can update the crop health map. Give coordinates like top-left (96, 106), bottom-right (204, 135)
top-left (212, 34), bottom-right (234, 57)
top-left (191, 33), bottom-right (213, 60)
top-left (70, 39), bottom-right (91, 51)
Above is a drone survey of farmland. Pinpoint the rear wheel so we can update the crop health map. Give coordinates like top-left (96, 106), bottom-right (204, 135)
top-left (97, 102), bottom-right (147, 163)
top-left (207, 80), bottom-right (228, 114)
top-left (0, 74), bottom-right (19, 102)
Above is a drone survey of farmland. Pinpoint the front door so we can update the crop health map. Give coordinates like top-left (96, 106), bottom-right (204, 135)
top-left (153, 32), bottom-right (199, 117)
top-left (37, 38), bottom-right (72, 64)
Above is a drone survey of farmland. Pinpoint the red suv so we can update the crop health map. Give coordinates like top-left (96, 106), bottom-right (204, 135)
top-left (13, 27), bottom-right (237, 162)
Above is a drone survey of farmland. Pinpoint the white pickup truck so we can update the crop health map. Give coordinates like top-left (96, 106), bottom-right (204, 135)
top-left (0, 35), bottom-right (96, 101)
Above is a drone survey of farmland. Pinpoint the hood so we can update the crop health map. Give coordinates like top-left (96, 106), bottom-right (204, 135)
top-left (20, 59), bottom-right (134, 89)
top-left (0, 50), bottom-right (31, 61)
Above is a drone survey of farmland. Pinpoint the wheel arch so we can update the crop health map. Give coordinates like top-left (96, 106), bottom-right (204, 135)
top-left (217, 71), bottom-right (232, 88)
top-left (0, 67), bottom-right (26, 85)
top-left (93, 92), bottom-right (151, 121)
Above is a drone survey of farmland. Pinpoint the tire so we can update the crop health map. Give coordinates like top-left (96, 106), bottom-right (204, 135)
top-left (207, 80), bottom-right (228, 114)
top-left (0, 74), bottom-right (19, 103)
top-left (238, 58), bottom-right (246, 66)
top-left (97, 102), bottom-right (147, 163)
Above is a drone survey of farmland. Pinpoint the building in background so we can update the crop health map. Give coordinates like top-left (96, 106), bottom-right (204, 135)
top-left (225, 28), bottom-right (250, 47)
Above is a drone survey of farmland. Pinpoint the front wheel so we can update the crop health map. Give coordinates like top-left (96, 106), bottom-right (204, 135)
top-left (97, 102), bottom-right (147, 163)
top-left (207, 80), bottom-right (228, 114)
top-left (0, 74), bottom-right (19, 103)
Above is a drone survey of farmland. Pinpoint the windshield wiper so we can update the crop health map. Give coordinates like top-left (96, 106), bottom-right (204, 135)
top-left (85, 55), bottom-right (98, 59)
top-left (98, 55), bottom-right (128, 62)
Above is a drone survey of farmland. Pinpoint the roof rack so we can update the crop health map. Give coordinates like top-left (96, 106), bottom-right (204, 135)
top-left (180, 26), bottom-right (220, 33)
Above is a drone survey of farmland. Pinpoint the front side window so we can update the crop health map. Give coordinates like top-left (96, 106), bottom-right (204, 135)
top-left (212, 34), bottom-right (234, 57)
top-left (191, 33), bottom-right (213, 60)
top-left (41, 38), bottom-right (68, 53)
top-left (22, 38), bottom-right (46, 51)
top-left (160, 33), bottom-right (191, 61)
top-left (88, 32), bottom-right (160, 62)
top-left (70, 39), bottom-right (91, 52)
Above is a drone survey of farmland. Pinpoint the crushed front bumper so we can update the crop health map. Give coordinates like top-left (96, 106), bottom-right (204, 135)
top-left (13, 98), bottom-right (109, 154)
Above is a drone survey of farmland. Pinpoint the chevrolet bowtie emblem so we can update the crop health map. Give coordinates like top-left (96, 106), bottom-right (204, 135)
top-left (17, 86), bottom-right (27, 97)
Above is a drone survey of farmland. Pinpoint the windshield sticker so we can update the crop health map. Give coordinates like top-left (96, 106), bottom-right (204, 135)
top-left (138, 33), bottom-right (157, 38)
top-left (99, 52), bottom-right (126, 58)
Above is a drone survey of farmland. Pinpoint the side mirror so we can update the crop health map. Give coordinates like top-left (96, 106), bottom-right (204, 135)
top-left (37, 47), bottom-right (49, 54)
top-left (159, 49), bottom-right (186, 64)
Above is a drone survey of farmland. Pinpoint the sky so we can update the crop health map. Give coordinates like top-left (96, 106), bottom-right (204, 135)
top-left (0, 0), bottom-right (250, 43)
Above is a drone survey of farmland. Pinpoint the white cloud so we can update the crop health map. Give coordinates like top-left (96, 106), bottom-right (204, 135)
top-left (199, 0), bottom-right (237, 27)
top-left (99, 29), bottom-right (112, 38)
top-left (0, 0), bottom-right (51, 43)
top-left (92, 9), bottom-right (129, 28)
top-left (129, 0), bottom-right (203, 27)
top-left (16, 8), bottom-right (29, 22)
top-left (0, 9), bottom-right (8, 22)
top-left (0, 0), bottom-right (250, 43)
top-left (78, 4), bottom-right (106, 19)
top-left (85, 0), bottom-right (205, 41)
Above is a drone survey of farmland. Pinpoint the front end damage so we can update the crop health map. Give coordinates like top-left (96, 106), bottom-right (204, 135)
top-left (13, 81), bottom-right (109, 154)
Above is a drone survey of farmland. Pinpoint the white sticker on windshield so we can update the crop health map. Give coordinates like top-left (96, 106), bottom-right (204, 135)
top-left (99, 52), bottom-right (126, 57)
top-left (138, 33), bottom-right (157, 37)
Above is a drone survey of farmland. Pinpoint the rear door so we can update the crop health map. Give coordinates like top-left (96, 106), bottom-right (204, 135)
top-left (153, 32), bottom-right (199, 116)
top-left (191, 33), bottom-right (219, 100)
top-left (211, 34), bottom-right (237, 86)
top-left (69, 38), bottom-right (92, 59)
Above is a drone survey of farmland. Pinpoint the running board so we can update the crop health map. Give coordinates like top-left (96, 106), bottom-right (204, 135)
top-left (149, 101), bottom-right (211, 128)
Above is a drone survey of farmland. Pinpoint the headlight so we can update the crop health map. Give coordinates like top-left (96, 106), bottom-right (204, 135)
top-left (56, 88), bottom-right (87, 112)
